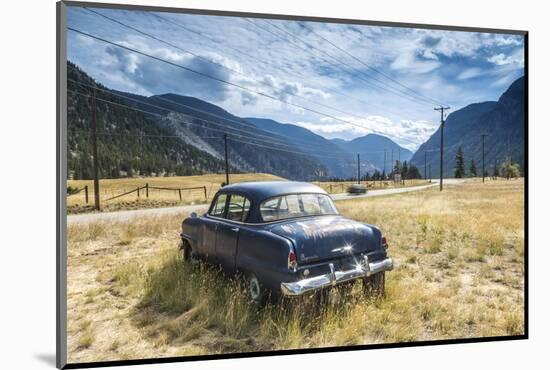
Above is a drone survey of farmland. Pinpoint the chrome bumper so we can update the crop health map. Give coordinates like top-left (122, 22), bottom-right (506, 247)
top-left (280, 256), bottom-right (393, 296)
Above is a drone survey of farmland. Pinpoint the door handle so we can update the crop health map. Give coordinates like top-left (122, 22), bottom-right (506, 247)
top-left (231, 227), bottom-right (239, 232)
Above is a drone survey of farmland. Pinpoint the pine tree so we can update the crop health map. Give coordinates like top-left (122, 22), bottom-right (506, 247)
top-left (469, 159), bottom-right (477, 177)
top-left (407, 164), bottom-right (422, 179)
top-left (454, 147), bottom-right (465, 178)
top-left (402, 161), bottom-right (409, 179)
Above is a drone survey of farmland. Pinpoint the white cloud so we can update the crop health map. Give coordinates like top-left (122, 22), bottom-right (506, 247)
top-left (457, 67), bottom-right (483, 80)
top-left (67, 6), bottom-right (524, 150)
top-left (487, 53), bottom-right (524, 66)
top-left (295, 115), bottom-right (437, 150)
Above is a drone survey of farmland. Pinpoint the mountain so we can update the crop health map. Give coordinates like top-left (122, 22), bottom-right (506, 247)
top-left (244, 117), bottom-right (354, 178)
top-left (68, 62), bottom-right (327, 181)
top-left (66, 62), bottom-right (227, 179)
top-left (410, 76), bottom-right (525, 178)
top-left (331, 134), bottom-right (413, 173)
top-left (118, 92), bottom-right (325, 180)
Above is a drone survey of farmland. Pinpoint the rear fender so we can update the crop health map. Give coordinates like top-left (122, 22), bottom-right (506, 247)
top-left (236, 229), bottom-right (298, 292)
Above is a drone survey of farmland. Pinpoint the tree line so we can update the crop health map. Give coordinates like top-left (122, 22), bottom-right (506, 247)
top-left (454, 146), bottom-right (521, 179)
top-left (325, 160), bottom-right (424, 182)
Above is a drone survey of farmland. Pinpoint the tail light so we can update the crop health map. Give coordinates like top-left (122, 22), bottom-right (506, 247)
top-left (288, 249), bottom-right (297, 270)
top-left (381, 236), bottom-right (388, 249)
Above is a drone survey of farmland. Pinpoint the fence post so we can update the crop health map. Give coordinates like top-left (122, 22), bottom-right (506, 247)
top-left (84, 185), bottom-right (89, 204)
top-left (204, 186), bottom-right (207, 200)
top-left (330, 184), bottom-right (333, 193)
top-left (145, 183), bottom-right (149, 198)
top-left (137, 186), bottom-right (140, 198)
top-left (178, 189), bottom-right (182, 201)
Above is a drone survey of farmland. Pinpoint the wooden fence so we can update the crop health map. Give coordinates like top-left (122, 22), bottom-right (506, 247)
top-left (67, 185), bottom-right (89, 203)
top-left (104, 183), bottom-right (208, 202)
top-left (67, 183), bottom-right (208, 204)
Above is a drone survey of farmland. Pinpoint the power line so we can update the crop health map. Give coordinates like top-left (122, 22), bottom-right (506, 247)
top-left (82, 7), bottom-right (394, 124)
top-left (68, 75), bottom-right (295, 145)
top-left (70, 91), bottom-right (396, 162)
top-left (72, 14), bottom-right (422, 146)
top-left (68, 74), bottom-right (326, 149)
top-left (149, 12), bottom-right (415, 120)
top-left (68, 88), bottom-right (325, 152)
top-left (67, 27), bottom-right (421, 146)
top-left (68, 89), bottom-right (383, 160)
top-left (259, 19), bottom-right (437, 108)
top-left (67, 76), bottom-right (375, 155)
top-left (298, 21), bottom-right (447, 107)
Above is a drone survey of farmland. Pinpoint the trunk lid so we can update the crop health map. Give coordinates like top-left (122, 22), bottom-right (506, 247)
top-left (268, 215), bottom-right (382, 264)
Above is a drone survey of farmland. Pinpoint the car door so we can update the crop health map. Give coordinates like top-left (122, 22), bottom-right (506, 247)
top-left (201, 193), bottom-right (228, 259)
top-left (215, 193), bottom-right (251, 274)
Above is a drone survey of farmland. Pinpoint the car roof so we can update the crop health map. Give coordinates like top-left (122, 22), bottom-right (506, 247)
top-left (218, 181), bottom-right (328, 203)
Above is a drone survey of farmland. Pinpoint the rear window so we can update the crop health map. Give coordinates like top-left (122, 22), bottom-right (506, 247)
top-left (260, 193), bottom-right (338, 222)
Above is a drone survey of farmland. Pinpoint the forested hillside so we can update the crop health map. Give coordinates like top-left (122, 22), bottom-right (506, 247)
top-left (410, 76), bottom-right (525, 177)
top-left (67, 62), bottom-right (227, 179)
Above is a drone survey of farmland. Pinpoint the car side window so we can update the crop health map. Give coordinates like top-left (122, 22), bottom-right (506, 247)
top-left (210, 194), bottom-right (228, 217)
top-left (226, 194), bottom-right (251, 222)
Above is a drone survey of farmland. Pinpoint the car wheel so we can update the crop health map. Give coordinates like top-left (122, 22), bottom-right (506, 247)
top-left (179, 240), bottom-right (197, 265)
top-left (247, 273), bottom-right (266, 306)
top-left (362, 272), bottom-right (385, 297)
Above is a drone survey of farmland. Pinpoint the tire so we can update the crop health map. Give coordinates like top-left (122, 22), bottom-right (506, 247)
top-left (179, 240), bottom-right (197, 265)
top-left (362, 272), bottom-right (385, 297)
top-left (247, 273), bottom-right (267, 306)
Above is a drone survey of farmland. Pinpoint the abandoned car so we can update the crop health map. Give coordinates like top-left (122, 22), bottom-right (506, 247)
top-left (180, 181), bottom-right (393, 304)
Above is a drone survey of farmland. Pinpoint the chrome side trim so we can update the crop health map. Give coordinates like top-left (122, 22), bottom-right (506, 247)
top-left (280, 257), bottom-right (393, 296)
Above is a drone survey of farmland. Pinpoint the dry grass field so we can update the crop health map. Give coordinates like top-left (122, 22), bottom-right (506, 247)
top-left (67, 173), bottom-right (429, 214)
top-left (66, 179), bottom-right (524, 363)
top-left (314, 178), bottom-right (429, 194)
top-left (66, 173), bottom-right (283, 214)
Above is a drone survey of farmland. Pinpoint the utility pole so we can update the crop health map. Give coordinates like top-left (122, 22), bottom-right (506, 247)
top-left (391, 148), bottom-right (394, 177)
top-left (434, 106), bottom-right (451, 191)
top-left (398, 148), bottom-right (401, 173)
top-left (481, 133), bottom-right (488, 183)
top-left (429, 164), bottom-right (432, 182)
top-left (357, 153), bottom-right (361, 184)
top-left (424, 151), bottom-right (427, 180)
top-left (224, 133), bottom-right (229, 185)
top-left (383, 149), bottom-right (387, 179)
top-left (90, 89), bottom-right (100, 211)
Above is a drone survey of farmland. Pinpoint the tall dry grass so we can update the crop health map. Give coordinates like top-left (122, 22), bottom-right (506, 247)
top-left (66, 179), bottom-right (524, 363)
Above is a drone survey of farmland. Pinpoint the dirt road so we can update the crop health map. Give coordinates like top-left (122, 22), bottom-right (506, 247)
top-left (67, 179), bottom-right (465, 225)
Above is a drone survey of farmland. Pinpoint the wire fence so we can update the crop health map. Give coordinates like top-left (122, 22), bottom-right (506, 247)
top-left (67, 183), bottom-right (208, 204)
top-left (67, 185), bottom-right (89, 203)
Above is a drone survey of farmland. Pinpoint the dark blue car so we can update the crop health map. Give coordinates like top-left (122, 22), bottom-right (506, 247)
top-left (180, 181), bottom-right (393, 304)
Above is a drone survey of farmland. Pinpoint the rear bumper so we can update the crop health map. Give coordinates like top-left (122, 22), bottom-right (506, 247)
top-left (280, 256), bottom-right (393, 296)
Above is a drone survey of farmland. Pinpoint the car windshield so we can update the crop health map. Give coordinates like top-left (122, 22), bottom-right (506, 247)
top-left (259, 193), bottom-right (338, 222)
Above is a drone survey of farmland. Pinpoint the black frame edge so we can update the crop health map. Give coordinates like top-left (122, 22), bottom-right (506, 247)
top-left (62, 335), bottom-right (527, 369)
top-left (57, 1), bottom-right (68, 369)
top-left (62, 0), bottom-right (527, 35)
top-left (58, 1), bottom-right (529, 369)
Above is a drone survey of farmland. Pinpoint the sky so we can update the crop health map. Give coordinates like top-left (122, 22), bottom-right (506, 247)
top-left (66, 6), bottom-right (525, 151)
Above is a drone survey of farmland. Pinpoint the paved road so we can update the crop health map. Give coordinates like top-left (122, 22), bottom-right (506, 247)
top-left (67, 179), bottom-right (465, 225)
